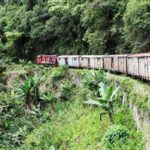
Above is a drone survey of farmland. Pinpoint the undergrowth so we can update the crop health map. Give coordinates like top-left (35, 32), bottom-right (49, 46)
top-left (0, 64), bottom-right (146, 150)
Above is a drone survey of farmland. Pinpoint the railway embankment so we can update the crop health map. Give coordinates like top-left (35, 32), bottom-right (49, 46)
top-left (106, 73), bottom-right (150, 150)
top-left (70, 69), bottom-right (150, 150)
top-left (0, 64), bottom-right (148, 149)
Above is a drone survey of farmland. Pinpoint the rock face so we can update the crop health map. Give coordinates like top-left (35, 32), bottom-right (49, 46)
top-left (131, 104), bottom-right (150, 150)
top-left (122, 89), bottom-right (150, 150)
top-left (6, 71), bottom-right (18, 88)
top-left (133, 105), bottom-right (142, 129)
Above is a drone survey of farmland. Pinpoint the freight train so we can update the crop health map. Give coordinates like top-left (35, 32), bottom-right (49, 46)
top-left (36, 54), bottom-right (150, 81)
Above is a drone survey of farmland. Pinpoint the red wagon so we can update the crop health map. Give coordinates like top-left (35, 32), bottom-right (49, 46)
top-left (36, 55), bottom-right (58, 65)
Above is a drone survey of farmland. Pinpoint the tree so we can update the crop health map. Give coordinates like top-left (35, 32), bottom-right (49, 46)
top-left (123, 0), bottom-right (150, 53)
top-left (26, 0), bottom-right (37, 11)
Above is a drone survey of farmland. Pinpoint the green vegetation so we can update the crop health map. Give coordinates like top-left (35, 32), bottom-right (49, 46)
top-left (85, 83), bottom-right (120, 124)
top-left (0, 0), bottom-right (149, 148)
top-left (14, 74), bottom-right (45, 109)
top-left (103, 125), bottom-right (129, 149)
top-left (0, 63), bottom-right (145, 149)
top-left (0, 0), bottom-right (150, 60)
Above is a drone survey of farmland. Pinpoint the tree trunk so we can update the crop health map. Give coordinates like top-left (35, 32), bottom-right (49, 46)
top-left (50, 103), bottom-right (55, 113)
top-left (25, 93), bottom-right (32, 109)
top-left (35, 88), bottom-right (40, 105)
top-left (109, 112), bottom-right (114, 125)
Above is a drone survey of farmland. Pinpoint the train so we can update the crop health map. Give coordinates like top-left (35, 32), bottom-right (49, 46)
top-left (36, 54), bottom-right (150, 81)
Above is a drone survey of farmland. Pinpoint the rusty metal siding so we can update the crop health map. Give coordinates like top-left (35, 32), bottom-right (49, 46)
top-left (113, 57), bottom-right (119, 72)
top-left (133, 57), bottom-right (139, 76)
top-left (146, 57), bottom-right (149, 80)
top-left (127, 57), bottom-right (139, 76)
top-left (118, 57), bottom-right (123, 73)
top-left (144, 57), bottom-right (148, 80)
top-left (127, 58), bottom-right (133, 75)
top-left (148, 57), bottom-right (150, 80)
top-left (80, 56), bottom-right (89, 68)
top-left (80, 56), bottom-right (103, 69)
top-left (138, 57), bottom-right (149, 80)
top-left (93, 58), bottom-right (99, 69)
top-left (58, 58), bottom-right (66, 66)
top-left (118, 57), bottom-right (127, 73)
top-left (88, 56), bottom-right (104, 69)
top-left (96, 57), bottom-right (104, 69)
top-left (127, 53), bottom-right (150, 80)
top-left (93, 55), bottom-right (103, 69)
top-left (139, 58), bottom-right (146, 79)
top-left (127, 54), bottom-right (150, 80)
top-left (104, 57), bottom-right (113, 71)
top-left (57, 56), bottom-right (67, 66)
top-left (67, 56), bottom-right (80, 67)
top-left (89, 57), bottom-right (95, 69)
top-left (112, 55), bottom-right (128, 73)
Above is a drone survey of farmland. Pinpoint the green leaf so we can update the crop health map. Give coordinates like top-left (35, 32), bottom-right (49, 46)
top-left (84, 99), bottom-right (101, 106)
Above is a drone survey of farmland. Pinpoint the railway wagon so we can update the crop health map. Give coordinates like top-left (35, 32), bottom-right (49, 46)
top-left (127, 53), bottom-right (150, 81)
top-left (57, 55), bottom-right (69, 66)
top-left (80, 56), bottom-right (89, 68)
top-left (57, 55), bottom-right (81, 67)
top-left (67, 55), bottom-right (80, 68)
top-left (89, 55), bottom-right (104, 69)
top-left (80, 55), bottom-right (104, 69)
top-left (36, 55), bottom-right (57, 65)
top-left (103, 55), bottom-right (114, 71)
top-left (57, 56), bottom-right (68, 66)
top-left (113, 55), bottom-right (128, 73)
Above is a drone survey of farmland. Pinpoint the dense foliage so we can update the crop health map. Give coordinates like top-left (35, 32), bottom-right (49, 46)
top-left (0, 0), bottom-right (149, 60)
top-left (103, 125), bottom-right (129, 148)
top-left (0, 63), bottom-right (145, 149)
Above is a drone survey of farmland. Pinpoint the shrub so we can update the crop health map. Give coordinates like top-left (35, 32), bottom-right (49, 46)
top-left (40, 91), bottom-right (57, 112)
top-left (83, 69), bottom-right (106, 91)
top-left (51, 66), bottom-right (69, 82)
top-left (103, 125), bottom-right (129, 148)
top-left (14, 74), bottom-right (45, 109)
top-left (60, 81), bottom-right (75, 101)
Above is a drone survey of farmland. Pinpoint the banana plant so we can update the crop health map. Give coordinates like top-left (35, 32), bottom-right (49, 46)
top-left (84, 83), bottom-right (120, 124)
top-left (40, 91), bottom-right (56, 113)
top-left (60, 83), bottom-right (72, 101)
top-left (14, 74), bottom-right (45, 109)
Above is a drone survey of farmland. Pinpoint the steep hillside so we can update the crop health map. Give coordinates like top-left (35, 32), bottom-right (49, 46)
top-left (0, 63), bottom-right (145, 149)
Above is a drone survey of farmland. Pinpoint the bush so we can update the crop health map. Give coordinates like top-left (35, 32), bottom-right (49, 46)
top-left (103, 125), bottom-right (129, 148)
top-left (51, 66), bottom-right (69, 82)
top-left (60, 81), bottom-right (75, 101)
top-left (83, 70), bottom-right (106, 91)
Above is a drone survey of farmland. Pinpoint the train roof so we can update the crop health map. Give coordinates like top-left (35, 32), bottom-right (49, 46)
top-left (81, 55), bottom-right (104, 57)
top-left (128, 53), bottom-right (150, 58)
top-left (58, 55), bottom-right (80, 58)
top-left (104, 54), bottom-right (128, 57)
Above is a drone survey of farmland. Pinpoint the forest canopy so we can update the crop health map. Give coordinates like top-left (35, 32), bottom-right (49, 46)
top-left (0, 0), bottom-right (150, 60)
